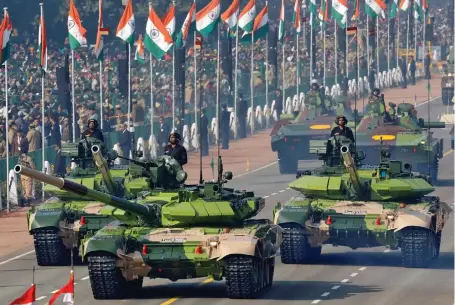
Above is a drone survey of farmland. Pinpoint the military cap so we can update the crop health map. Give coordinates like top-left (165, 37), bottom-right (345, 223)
top-left (29, 123), bottom-right (36, 129)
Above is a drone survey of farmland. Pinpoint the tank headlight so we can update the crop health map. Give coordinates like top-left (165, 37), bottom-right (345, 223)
top-left (387, 215), bottom-right (395, 220)
top-left (209, 241), bottom-right (218, 247)
top-left (420, 140), bottom-right (426, 145)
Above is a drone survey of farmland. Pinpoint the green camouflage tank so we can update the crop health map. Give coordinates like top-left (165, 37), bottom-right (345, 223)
top-left (353, 101), bottom-right (446, 182)
top-left (271, 90), bottom-right (360, 174)
top-left (16, 156), bottom-right (283, 300)
top-left (273, 136), bottom-right (451, 268)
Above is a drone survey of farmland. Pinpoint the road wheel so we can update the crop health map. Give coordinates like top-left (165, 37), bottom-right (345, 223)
top-left (225, 255), bottom-right (263, 299)
top-left (33, 229), bottom-right (71, 266)
top-left (88, 254), bottom-right (128, 299)
top-left (280, 225), bottom-right (318, 264)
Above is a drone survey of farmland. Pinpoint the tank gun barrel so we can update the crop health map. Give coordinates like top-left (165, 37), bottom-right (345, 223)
top-left (91, 145), bottom-right (116, 194)
top-left (340, 145), bottom-right (363, 195)
top-left (420, 120), bottom-right (446, 129)
top-left (14, 165), bottom-right (152, 218)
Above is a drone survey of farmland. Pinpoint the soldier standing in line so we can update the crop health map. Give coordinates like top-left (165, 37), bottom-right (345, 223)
top-left (409, 56), bottom-right (416, 85)
top-left (19, 139), bottom-right (36, 207)
top-left (220, 104), bottom-right (230, 149)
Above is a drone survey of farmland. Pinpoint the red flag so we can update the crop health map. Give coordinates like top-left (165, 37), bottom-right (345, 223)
top-left (9, 284), bottom-right (36, 305)
top-left (46, 271), bottom-right (74, 305)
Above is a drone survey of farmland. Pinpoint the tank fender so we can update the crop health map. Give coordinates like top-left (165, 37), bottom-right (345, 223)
top-left (82, 222), bottom-right (128, 258)
top-left (274, 205), bottom-right (310, 229)
top-left (393, 210), bottom-right (433, 235)
top-left (217, 226), bottom-right (283, 261)
top-left (29, 204), bottom-right (66, 232)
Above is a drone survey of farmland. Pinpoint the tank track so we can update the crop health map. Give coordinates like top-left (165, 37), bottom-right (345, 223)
top-left (431, 158), bottom-right (439, 183)
top-left (88, 255), bottom-right (143, 299)
top-left (280, 226), bottom-right (321, 264)
top-left (225, 255), bottom-right (274, 299)
top-left (400, 229), bottom-right (435, 268)
top-left (33, 229), bottom-right (71, 266)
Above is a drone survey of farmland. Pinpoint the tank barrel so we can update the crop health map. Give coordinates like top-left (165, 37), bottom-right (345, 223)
top-left (14, 165), bottom-right (151, 217)
top-left (340, 146), bottom-right (363, 195)
top-left (91, 145), bottom-right (116, 194)
top-left (421, 121), bottom-right (446, 129)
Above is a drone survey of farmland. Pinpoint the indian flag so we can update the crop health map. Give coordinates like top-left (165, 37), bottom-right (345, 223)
top-left (352, 0), bottom-right (360, 21)
top-left (162, 4), bottom-right (176, 39)
top-left (293, 0), bottom-right (301, 33)
top-left (8, 284), bottom-right (35, 305)
top-left (196, 0), bottom-right (220, 38)
top-left (116, 0), bottom-right (135, 44)
top-left (175, 2), bottom-right (196, 48)
top-left (389, 0), bottom-right (398, 19)
top-left (38, 8), bottom-right (48, 73)
top-left (308, 0), bottom-right (317, 28)
top-left (46, 270), bottom-right (74, 305)
top-left (241, 4), bottom-right (268, 43)
top-left (0, 10), bottom-right (12, 65)
top-left (332, 0), bottom-right (348, 28)
top-left (144, 6), bottom-right (173, 59)
top-left (67, 0), bottom-right (87, 50)
top-left (399, 0), bottom-right (410, 11)
top-left (239, 0), bottom-right (256, 33)
top-left (221, 0), bottom-right (239, 31)
top-left (422, 0), bottom-right (428, 12)
top-left (365, 0), bottom-right (387, 18)
top-left (278, 0), bottom-right (285, 42)
top-left (95, 0), bottom-right (109, 61)
top-left (135, 34), bottom-right (145, 63)
top-left (318, 0), bottom-right (329, 27)
top-left (414, 0), bottom-right (422, 21)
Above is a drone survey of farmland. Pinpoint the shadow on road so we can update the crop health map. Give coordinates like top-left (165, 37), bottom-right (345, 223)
top-left (304, 251), bottom-right (454, 270)
top-left (133, 280), bottom-right (383, 301)
top-left (434, 179), bottom-right (455, 187)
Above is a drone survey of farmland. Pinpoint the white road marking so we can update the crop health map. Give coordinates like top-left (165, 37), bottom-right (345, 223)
top-left (341, 279), bottom-right (349, 283)
top-left (270, 193), bottom-right (278, 196)
top-left (81, 276), bottom-right (89, 281)
top-left (234, 161), bottom-right (278, 179)
top-left (311, 300), bottom-right (321, 304)
top-left (263, 196), bottom-right (270, 198)
top-left (36, 296), bottom-right (47, 301)
top-left (350, 273), bottom-right (358, 277)
top-left (415, 96), bottom-right (441, 108)
top-left (384, 249), bottom-right (391, 253)
top-left (286, 187), bottom-right (290, 189)
top-left (279, 190), bottom-right (286, 193)
top-left (321, 292), bottom-right (331, 297)
top-left (51, 290), bottom-right (59, 293)
top-left (0, 250), bottom-right (35, 266)
top-left (358, 267), bottom-right (367, 271)
top-left (332, 285), bottom-right (340, 290)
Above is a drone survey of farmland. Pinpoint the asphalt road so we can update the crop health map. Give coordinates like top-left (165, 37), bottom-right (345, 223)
top-left (1, 96), bottom-right (453, 305)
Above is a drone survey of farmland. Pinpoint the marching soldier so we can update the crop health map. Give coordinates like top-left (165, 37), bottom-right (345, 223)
top-left (19, 140), bottom-right (36, 207)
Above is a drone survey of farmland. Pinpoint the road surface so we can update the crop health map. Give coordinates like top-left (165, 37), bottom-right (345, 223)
top-left (1, 96), bottom-right (453, 305)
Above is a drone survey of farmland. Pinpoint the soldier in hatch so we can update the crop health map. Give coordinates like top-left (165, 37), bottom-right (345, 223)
top-left (331, 115), bottom-right (355, 143)
top-left (364, 88), bottom-right (385, 115)
top-left (82, 119), bottom-right (104, 142)
top-left (164, 131), bottom-right (188, 167)
top-left (304, 82), bottom-right (324, 117)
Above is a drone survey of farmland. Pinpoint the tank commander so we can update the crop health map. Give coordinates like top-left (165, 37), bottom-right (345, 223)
top-left (364, 88), bottom-right (385, 114)
top-left (164, 131), bottom-right (188, 166)
top-left (331, 115), bottom-right (355, 142)
top-left (82, 119), bottom-right (104, 142)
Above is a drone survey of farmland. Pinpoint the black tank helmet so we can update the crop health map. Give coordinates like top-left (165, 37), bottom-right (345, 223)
top-left (335, 114), bottom-right (348, 125)
top-left (87, 119), bottom-right (99, 129)
top-left (372, 88), bottom-right (381, 97)
top-left (169, 131), bottom-right (181, 142)
top-left (311, 82), bottom-right (320, 91)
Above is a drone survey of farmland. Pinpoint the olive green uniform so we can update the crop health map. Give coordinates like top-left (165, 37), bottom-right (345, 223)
top-left (19, 154), bottom-right (36, 200)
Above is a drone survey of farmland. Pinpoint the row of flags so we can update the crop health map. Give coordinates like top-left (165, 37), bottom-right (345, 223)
top-left (9, 270), bottom-right (74, 305)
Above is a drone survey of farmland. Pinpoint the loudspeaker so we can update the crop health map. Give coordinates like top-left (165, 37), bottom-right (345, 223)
top-left (118, 59), bottom-right (128, 96)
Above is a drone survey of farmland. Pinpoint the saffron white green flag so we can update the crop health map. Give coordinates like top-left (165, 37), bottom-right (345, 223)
top-left (399, 0), bottom-right (410, 11)
top-left (196, 0), bottom-right (220, 38)
top-left (293, 0), bottom-right (301, 33)
top-left (38, 9), bottom-right (48, 73)
top-left (144, 6), bottom-right (173, 59)
top-left (414, 0), bottom-right (423, 21)
top-left (221, 0), bottom-right (239, 31)
top-left (241, 4), bottom-right (268, 43)
top-left (278, 0), bottom-right (285, 42)
top-left (67, 0), bottom-right (87, 50)
top-left (239, 0), bottom-right (256, 33)
top-left (389, 0), bottom-right (398, 19)
top-left (175, 2), bottom-right (196, 48)
top-left (332, 0), bottom-right (348, 28)
top-left (365, 0), bottom-right (387, 18)
top-left (162, 4), bottom-right (176, 39)
top-left (135, 34), bottom-right (145, 63)
top-left (116, 0), bottom-right (135, 44)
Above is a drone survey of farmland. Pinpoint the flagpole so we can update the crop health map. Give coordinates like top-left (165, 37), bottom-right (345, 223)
top-left (346, 23), bottom-right (348, 79)
top-left (367, 17), bottom-right (370, 75)
top-left (234, 18), bottom-right (239, 139)
top-left (250, 28), bottom-right (255, 134)
top-left (406, 6), bottom-right (410, 69)
top-left (172, 0), bottom-right (176, 131)
top-left (193, 31), bottom-right (198, 131)
top-left (387, 17), bottom-right (390, 72)
top-left (71, 50), bottom-right (76, 143)
top-left (216, 22), bottom-right (220, 169)
top-left (4, 7), bottom-right (9, 212)
top-left (99, 61), bottom-right (103, 130)
top-left (323, 26), bottom-right (326, 87)
top-left (397, 12), bottom-right (400, 69)
top-left (376, 16), bottom-right (379, 86)
top-left (40, 3), bottom-right (46, 200)
top-left (127, 43), bottom-right (131, 129)
top-left (414, 10), bottom-right (417, 77)
top-left (282, 31), bottom-right (285, 110)
top-left (296, 27), bottom-right (300, 102)
top-left (310, 13), bottom-right (313, 84)
top-left (422, 9), bottom-right (426, 62)
top-left (149, 2), bottom-right (154, 138)
top-left (357, 29), bottom-right (360, 98)
top-left (334, 22), bottom-right (337, 86)
top-left (265, 8), bottom-right (269, 128)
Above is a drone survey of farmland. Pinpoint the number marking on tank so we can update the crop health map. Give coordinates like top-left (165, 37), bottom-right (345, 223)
top-left (161, 238), bottom-right (187, 243)
top-left (343, 210), bottom-right (368, 215)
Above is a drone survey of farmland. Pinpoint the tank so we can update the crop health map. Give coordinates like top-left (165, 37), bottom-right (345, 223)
top-left (270, 94), bottom-right (360, 174)
top-left (15, 157), bottom-right (283, 300)
top-left (441, 46), bottom-right (454, 105)
top-left (353, 101), bottom-right (445, 182)
top-left (25, 137), bottom-right (142, 266)
top-left (273, 136), bottom-right (451, 268)
top-left (450, 126), bottom-right (454, 150)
